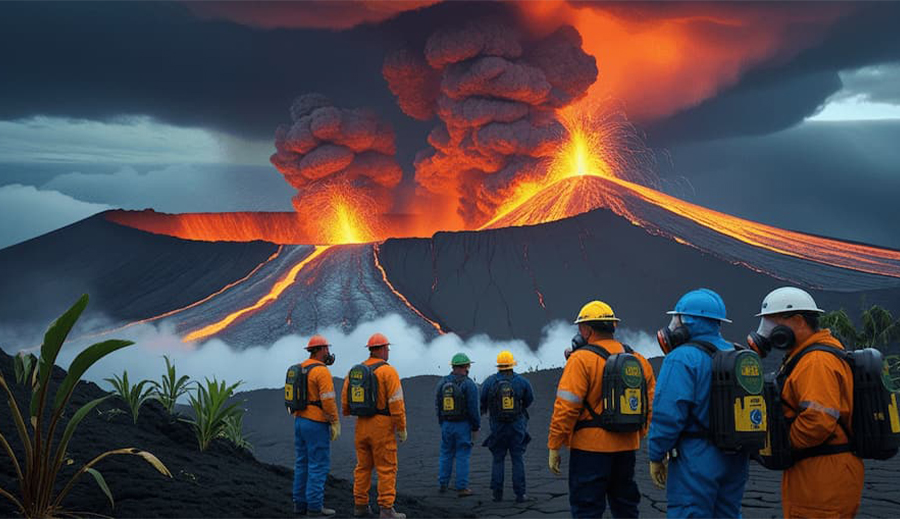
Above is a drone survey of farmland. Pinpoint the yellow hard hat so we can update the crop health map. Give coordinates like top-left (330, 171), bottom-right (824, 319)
top-left (496, 350), bottom-right (517, 368)
top-left (574, 300), bottom-right (620, 324)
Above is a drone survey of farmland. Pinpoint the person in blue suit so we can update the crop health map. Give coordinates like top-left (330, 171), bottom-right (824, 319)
top-left (480, 350), bottom-right (535, 503)
top-left (435, 352), bottom-right (481, 497)
top-left (648, 289), bottom-right (750, 518)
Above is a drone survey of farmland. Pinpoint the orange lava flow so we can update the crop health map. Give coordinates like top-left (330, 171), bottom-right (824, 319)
top-left (182, 245), bottom-right (331, 343)
top-left (372, 243), bottom-right (445, 334)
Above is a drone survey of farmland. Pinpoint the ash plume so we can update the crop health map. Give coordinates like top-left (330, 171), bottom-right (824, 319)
top-left (270, 94), bottom-right (402, 220)
top-left (383, 20), bottom-right (597, 226)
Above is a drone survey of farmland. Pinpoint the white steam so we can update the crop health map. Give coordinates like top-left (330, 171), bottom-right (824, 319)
top-left (54, 314), bottom-right (662, 393)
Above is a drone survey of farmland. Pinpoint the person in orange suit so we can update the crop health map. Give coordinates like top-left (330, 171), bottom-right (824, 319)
top-left (291, 335), bottom-right (340, 517)
top-left (548, 300), bottom-right (656, 518)
top-left (749, 287), bottom-right (863, 518)
top-left (342, 333), bottom-right (408, 519)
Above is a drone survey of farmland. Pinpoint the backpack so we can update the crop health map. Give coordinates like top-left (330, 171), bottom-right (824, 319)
top-left (575, 344), bottom-right (648, 433)
top-left (491, 377), bottom-right (523, 422)
top-left (757, 345), bottom-right (900, 470)
top-left (439, 378), bottom-right (467, 421)
top-left (284, 363), bottom-right (324, 413)
top-left (681, 341), bottom-right (767, 452)
top-left (347, 362), bottom-right (391, 417)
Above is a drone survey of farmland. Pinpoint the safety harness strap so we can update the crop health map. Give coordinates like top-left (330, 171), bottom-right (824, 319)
top-left (369, 361), bottom-right (391, 416)
top-left (793, 443), bottom-right (852, 461)
top-left (302, 364), bottom-right (325, 408)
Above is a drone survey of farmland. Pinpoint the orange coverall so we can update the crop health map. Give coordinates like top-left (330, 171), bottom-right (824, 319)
top-left (548, 339), bottom-right (656, 452)
top-left (293, 359), bottom-right (339, 424)
top-left (342, 357), bottom-right (407, 508)
top-left (781, 330), bottom-right (864, 518)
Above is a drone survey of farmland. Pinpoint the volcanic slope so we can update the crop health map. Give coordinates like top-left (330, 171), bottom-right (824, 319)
top-left (0, 213), bottom-right (278, 347)
top-left (377, 178), bottom-right (900, 346)
top-left (0, 349), bottom-right (455, 518)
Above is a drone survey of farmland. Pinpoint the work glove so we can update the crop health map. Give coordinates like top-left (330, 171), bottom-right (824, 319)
top-left (649, 459), bottom-right (668, 489)
top-left (398, 429), bottom-right (408, 443)
top-left (548, 449), bottom-right (562, 475)
top-left (329, 421), bottom-right (341, 441)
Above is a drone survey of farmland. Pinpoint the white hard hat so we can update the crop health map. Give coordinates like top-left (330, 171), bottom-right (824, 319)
top-left (756, 287), bottom-right (824, 317)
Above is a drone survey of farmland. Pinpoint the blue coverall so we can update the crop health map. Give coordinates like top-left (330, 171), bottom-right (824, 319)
top-left (434, 373), bottom-right (480, 490)
top-left (480, 371), bottom-right (534, 499)
top-left (647, 316), bottom-right (750, 518)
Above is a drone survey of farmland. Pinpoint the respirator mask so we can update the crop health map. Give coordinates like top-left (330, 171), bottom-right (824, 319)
top-left (746, 317), bottom-right (793, 356)
top-left (657, 315), bottom-right (691, 354)
top-left (323, 352), bottom-right (336, 366)
top-left (566, 332), bottom-right (588, 360)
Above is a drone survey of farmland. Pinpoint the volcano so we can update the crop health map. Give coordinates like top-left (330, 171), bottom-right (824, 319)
top-left (0, 173), bottom-right (898, 350)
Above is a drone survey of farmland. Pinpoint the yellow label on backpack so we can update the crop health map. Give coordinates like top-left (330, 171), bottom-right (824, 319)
top-left (351, 386), bottom-right (365, 403)
top-left (734, 395), bottom-right (767, 432)
top-left (889, 393), bottom-right (900, 434)
top-left (443, 397), bottom-right (455, 411)
top-left (285, 384), bottom-right (293, 401)
top-left (620, 388), bottom-right (642, 415)
top-left (502, 396), bottom-right (515, 410)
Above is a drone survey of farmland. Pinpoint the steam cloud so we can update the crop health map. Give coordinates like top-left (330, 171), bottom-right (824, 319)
top-left (383, 21), bottom-right (597, 225)
top-left (53, 314), bottom-right (661, 394)
top-left (270, 94), bottom-right (403, 220)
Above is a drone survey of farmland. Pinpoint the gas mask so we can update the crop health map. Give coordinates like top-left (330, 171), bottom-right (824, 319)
top-left (323, 352), bottom-right (336, 366)
top-left (566, 332), bottom-right (588, 360)
top-left (657, 315), bottom-right (691, 354)
top-left (746, 317), bottom-right (793, 356)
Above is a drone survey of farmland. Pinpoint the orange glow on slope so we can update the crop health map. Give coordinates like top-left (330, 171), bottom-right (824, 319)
top-left (182, 245), bottom-right (331, 342)
top-left (481, 105), bottom-right (900, 278)
top-left (373, 243), bottom-right (445, 334)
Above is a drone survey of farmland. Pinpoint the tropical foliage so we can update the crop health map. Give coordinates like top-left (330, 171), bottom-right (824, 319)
top-left (821, 304), bottom-right (900, 350)
top-left (187, 377), bottom-right (244, 451)
top-left (150, 355), bottom-right (195, 415)
top-left (105, 370), bottom-right (156, 425)
top-left (220, 413), bottom-right (253, 452)
top-left (0, 294), bottom-right (171, 518)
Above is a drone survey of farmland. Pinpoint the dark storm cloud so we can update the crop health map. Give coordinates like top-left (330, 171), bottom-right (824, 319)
top-left (656, 120), bottom-right (900, 250)
top-left (646, 2), bottom-right (900, 146)
top-left (833, 63), bottom-right (900, 105)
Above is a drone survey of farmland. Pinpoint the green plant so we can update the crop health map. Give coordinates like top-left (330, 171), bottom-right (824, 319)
top-left (821, 305), bottom-right (900, 350)
top-left (220, 413), bottom-right (253, 452)
top-left (0, 294), bottom-right (171, 518)
top-left (13, 352), bottom-right (37, 385)
top-left (187, 377), bottom-right (243, 451)
top-left (150, 355), bottom-right (194, 414)
top-left (105, 370), bottom-right (155, 425)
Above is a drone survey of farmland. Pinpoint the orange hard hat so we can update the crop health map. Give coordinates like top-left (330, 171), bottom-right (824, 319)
top-left (366, 333), bottom-right (390, 348)
top-left (306, 335), bottom-right (330, 350)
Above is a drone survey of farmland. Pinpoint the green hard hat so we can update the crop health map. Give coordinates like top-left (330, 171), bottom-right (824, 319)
top-left (450, 353), bottom-right (473, 366)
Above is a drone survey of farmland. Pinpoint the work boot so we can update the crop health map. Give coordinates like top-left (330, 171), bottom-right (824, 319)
top-left (353, 505), bottom-right (372, 517)
top-left (293, 502), bottom-right (307, 515)
top-left (458, 488), bottom-right (473, 498)
top-left (515, 494), bottom-right (534, 503)
top-left (307, 507), bottom-right (335, 517)
top-left (492, 490), bottom-right (503, 502)
top-left (379, 507), bottom-right (406, 519)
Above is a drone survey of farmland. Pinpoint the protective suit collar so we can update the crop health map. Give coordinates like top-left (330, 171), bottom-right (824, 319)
top-left (681, 315), bottom-right (722, 341)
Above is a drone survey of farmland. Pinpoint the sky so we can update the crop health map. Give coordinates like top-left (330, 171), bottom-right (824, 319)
top-left (1, 1), bottom-right (899, 250)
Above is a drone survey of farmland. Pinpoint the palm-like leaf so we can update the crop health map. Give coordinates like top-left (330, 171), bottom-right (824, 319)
top-left (187, 378), bottom-right (244, 451)
top-left (150, 355), bottom-right (194, 414)
top-left (821, 309), bottom-right (860, 348)
top-left (105, 371), bottom-right (155, 424)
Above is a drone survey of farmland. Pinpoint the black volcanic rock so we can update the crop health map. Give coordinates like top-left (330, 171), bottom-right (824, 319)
top-left (0, 213), bottom-right (278, 346)
top-left (0, 349), bottom-right (455, 518)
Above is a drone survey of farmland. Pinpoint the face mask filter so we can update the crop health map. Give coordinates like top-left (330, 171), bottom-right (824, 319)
top-left (657, 315), bottom-right (691, 355)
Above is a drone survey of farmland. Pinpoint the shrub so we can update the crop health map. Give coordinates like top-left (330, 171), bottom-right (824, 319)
top-left (105, 370), bottom-right (155, 424)
top-left (0, 294), bottom-right (171, 518)
top-left (150, 355), bottom-right (194, 415)
top-left (187, 377), bottom-right (243, 451)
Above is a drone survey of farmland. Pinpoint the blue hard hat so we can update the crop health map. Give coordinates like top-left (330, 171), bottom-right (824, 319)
top-left (666, 288), bottom-right (732, 323)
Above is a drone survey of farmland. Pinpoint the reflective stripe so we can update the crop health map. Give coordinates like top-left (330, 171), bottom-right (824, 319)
top-left (799, 400), bottom-right (841, 419)
top-left (389, 387), bottom-right (404, 403)
top-left (556, 389), bottom-right (582, 404)
top-left (320, 391), bottom-right (336, 400)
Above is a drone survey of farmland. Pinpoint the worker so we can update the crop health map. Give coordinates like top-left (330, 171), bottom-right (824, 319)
top-left (647, 289), bottom-right (749, 518)
top-left (290, 335), bottom-right (340, 517)
top-left (750, 287), bottom-right (863, 518)
top-left (342, 333), bottom-right (408, 519)
top-left (548, 300), bottom-right (656, 518)
top-left (480, 350), bottom-right (535, 503)
top-left (434, 352), bottom-right (480, 496)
